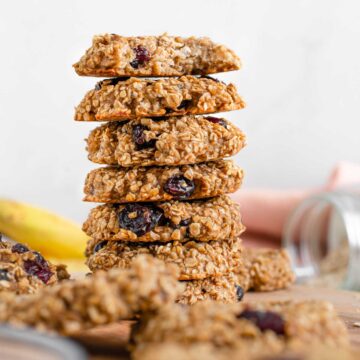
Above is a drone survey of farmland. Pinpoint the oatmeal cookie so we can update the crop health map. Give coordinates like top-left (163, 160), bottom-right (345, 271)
top-left (0, 238), bottom-right (69, 294)
top-left (75, 76), bottom-right (245, 122)
top-left (178, 248), bottom-right (294, 305)
top-left (132, 342), bottom-right (358, 360)
top-left (0, 255), bottom-right (182, 335)
top-left (82, 196), bottom-right (244, 243)
top-left (236, 248), bottom-right (295, 292)
top-left (86, 237), bottom-right (243, 281)
top-left (178, 274), bottom-right (244, 305)
top-left (73, 34), bottom-right (241, 77)
top-left (86, 116), bottom-right (246, 167)
top-left (84, 160), bottom-right (243, 203)
top-left (131, 300), bottom-right (349, 349)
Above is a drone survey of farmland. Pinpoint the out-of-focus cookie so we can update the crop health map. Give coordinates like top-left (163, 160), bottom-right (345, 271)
top-left (0, 237), bottom-right (69, 294)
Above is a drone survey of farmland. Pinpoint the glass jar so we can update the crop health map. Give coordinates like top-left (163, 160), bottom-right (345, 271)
top-left (282, 188), bottom-right (360, 291)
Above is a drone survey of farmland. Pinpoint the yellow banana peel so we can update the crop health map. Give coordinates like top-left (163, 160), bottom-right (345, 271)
top-left (0, 199), bottom-right (88, 260)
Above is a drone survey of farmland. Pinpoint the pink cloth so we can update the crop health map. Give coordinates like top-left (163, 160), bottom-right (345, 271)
top-left (231, 162), bottom-right (360, 240)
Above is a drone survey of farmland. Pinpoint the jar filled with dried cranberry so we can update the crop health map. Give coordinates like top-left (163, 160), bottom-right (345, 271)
top-left (282, 186), bottom-right (360, 291)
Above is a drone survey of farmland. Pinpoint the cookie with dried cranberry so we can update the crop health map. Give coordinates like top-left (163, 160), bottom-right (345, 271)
top-left (84, 160), bottom-right (243, 203)
top-left (131, 300), bottom-right (349, 350)
top-left (82, 195), bottom-right (244, 243)
top-left (0, 239), bottom-right (69, 294)
top-left (74, 34), bottom-right (241, 77)
top-left (86, 116), bottom-right (246, 167)
top-left (85, 237), bottom-right (243, 281)
top-left (0, 255), bottom-right (183, 335)
top-left (75, 76), bottom-right (245, 122)
top-left (132, 341), bottom-right (358, 360)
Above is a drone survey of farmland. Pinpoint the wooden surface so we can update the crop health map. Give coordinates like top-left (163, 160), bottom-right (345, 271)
top-left (72, 285), bottom-right (360, 359)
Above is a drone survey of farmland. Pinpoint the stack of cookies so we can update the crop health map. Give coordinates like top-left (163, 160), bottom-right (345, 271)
top-left (73, 34), bottom-right (285, 304)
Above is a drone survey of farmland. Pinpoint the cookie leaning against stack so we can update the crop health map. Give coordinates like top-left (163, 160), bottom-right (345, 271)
top-left (74, 34), bottom-right (292, 303)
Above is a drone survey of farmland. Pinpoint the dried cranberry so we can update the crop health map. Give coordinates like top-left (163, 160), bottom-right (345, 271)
top-left (177, 99), bottom-right (192, 110)
top-left (0, 269), bottom-right (9, 281)
top-left (235, 285), bottom-right (244, 301)
top-left (237, 310), bottom-right (285, 335)
top-left (132, 124), bottom-right (156, 150)
top-left (201, 75), bottom-right (220, 82)
top-left (205, 116), bottom-right (228, 128)
top-left (201, 75), bottom-right (225, 84)
top-left (118, 203), bottom-right (164, 236)
top-left (94, 241), bottom-right (108, 253)
top-left (164, 175), bottom-right (195, 199)
top-left (23, 252), bottom-right (53, 284)
top-left (11, 243), bottom-right (29, 254)
top-left (24, 260), bottom-right (52, 284)
top-left (130, 46), bottom-right (150, 69)
top-left (172, 218), bottom-right (192, 230)
top-left (179, 218), bottom-right (191, 227)
top-left (95, 77), bottom-right (130, 90)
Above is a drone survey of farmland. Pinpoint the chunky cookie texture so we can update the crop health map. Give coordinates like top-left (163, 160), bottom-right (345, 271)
top-left (178, 248), bottom-right (294, 305)
top-left (178, 275), bottom-right (244, 305)
top-left (86, 237), bottom-right (243, 281)
top-left (75, 76), bottom-right (245, 121)
top-left (0, 239), bottom-right (69, 294)
top-left (84, 160), bottom-right (243, 203)
top-left (0, 255), bottom-right (182, 335)
top-left (236, 248), bottom-right (295, 292)
top-left (86, 116), bottom-right (246, 167)
top-left (73, 34), bottom-right (241, 77)
top-left (132, 342), bottom-right (359, 360)
top-left (82, 195), bottom-right (244, 243)
top-left (131, 300), bottom-right (349, 350)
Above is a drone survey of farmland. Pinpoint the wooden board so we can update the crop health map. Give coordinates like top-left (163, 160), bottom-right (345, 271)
top-left (73, 285), bottom-right (360, 359)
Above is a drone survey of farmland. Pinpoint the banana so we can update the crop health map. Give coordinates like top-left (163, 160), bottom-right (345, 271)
top-left (0, 199), bottom-right (88, 260)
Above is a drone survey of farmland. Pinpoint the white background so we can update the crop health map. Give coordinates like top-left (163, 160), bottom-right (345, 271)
top-left (0, 0), bottom-right (359, 222)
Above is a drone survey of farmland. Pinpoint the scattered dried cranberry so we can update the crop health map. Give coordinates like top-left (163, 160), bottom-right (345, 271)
top-left (95, 77), bottom-right (130, 90)
top-left (235, 285), bottom-right (244, 301)
top-left (172, 218), bottom-right (192, 230)
top-left (0, 269), bottom-right (9, 281)
top-left (201, 75), bottom-right (225, 84)
top-left (94, 241), bottom-right (108, 253)
top-left (118, 203), bottom-right (164, 236)
top-left (177, 99), bottom-right (192, 110)
top-left (23, 252), bottom-right (53, 284)
top-left (33, 251), bottom-right (47, 266)
top-left (179, 218), bottom-right (191, 227)
top-left (201, 75), bottom-right (220, 82)
top-left (205, 116), bottom-right (228, 128)
top-left (164, 175), bottom-right (195, 199)
top-left (130, 46), bottom-right (150, 69)
top-left (237, 310), bottom-right (285, 335)
top-left (11, 243), bottom-right (29, 254)
top-left (132, 124), bottom-right (156, 150)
